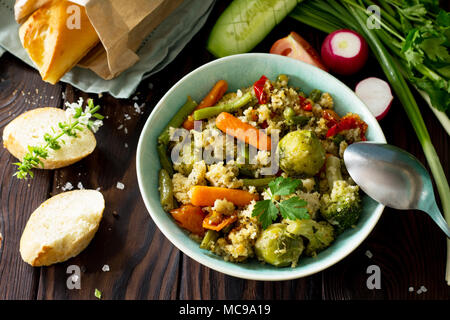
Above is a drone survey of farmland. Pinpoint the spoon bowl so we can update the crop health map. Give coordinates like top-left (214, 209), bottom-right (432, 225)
top-left (344, 142), bottom-right (450, 238)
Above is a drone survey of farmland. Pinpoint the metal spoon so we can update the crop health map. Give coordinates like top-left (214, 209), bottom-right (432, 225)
top-left (344, 142), bottom-right (450, 238)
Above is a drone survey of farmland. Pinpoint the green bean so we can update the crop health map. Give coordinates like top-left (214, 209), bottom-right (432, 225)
top-left (200, 230), bottom-right (219, 250)
top-left (238, 165), bottom-right (254, 178)
top-left (308, 89), bottom-right (321, 102)
top-left (283, 107), bottom-right (310, 126)
top-left (157, 143), bottom-right (174, 176)
top-left (158, 96), bottom-right (198, 145)
top-left (242, 177), bottom-right (276, 187)
top-left (159, 169), bottom-right (175, 211)
top-left (193, 91), bottom-right (253, 120)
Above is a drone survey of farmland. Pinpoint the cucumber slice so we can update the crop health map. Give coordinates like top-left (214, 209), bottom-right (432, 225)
top-left (207, 0), bottom-right (299, 58)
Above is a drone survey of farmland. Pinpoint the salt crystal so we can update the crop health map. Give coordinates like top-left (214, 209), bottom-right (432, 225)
top-left (124, 143), bottom-right (128, 148)
top-left (102, 265), bottom-right (110, 272)
top-left (116, 182), bottom-right (125, 190)
top-left (420, 285), bottom-right (427, 293)
top-left (124, 127), bottom-right (128, 134)
top-left (132, 96), bottom-right (139, 101)
top-left (408, 287), bottom-right (414, 292)
top-left (117, 124), bottom-right (124, 130)
top-left (61, 182), bottom-right (73, 191)
top-left (77, 182), bottom-right (84, 189)
top-left (365, 250), bottom-right (373, 259)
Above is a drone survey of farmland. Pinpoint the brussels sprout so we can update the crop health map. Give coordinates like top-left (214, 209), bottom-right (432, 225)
top-left (278, 130), bottom-right (326, 176)
top-left (255, 223), bottom-right (304, 267)
top-left (285, 219), bottom-right (334, 256)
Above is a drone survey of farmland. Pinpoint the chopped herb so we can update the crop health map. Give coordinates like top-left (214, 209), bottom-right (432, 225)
top-left (94, 288), bottom-right (102, 299)
top-left (252, 176), bottom-right (309, 229)
top-left (13, 98), bottom-right (103, 179)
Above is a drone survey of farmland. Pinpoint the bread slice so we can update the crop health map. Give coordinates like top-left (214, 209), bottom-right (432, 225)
top-left (19, 0), bottom-right (100, 84)
top-left (20, 190), bottom-right (105, 266)
top-left (2, 107), bottom-right (96, 169)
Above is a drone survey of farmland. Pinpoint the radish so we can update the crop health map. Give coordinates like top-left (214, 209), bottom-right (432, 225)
top-left (321, 29), bottom-right (369, 75)
top-left (355, 77), bottom-right (393, 120)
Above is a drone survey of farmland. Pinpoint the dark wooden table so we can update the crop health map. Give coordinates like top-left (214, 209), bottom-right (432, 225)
top-left (0, 1), bottom-right (449, 300)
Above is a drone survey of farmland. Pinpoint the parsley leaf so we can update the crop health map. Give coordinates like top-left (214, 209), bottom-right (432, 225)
top-left (278, 197), bottom-right (309, 221)
top-left (252, 200), bottom-right (278, 229)
top-left (268, 176), bottom-right (302, 196)
top-left (251, 177), bottom-right (309, 229)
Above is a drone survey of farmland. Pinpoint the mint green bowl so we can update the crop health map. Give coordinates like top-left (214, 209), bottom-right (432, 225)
top-left (136, 53), bottom-right (386, 281)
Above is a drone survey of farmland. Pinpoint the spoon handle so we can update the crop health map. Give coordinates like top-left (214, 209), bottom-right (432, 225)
top-left (424, 201), bottom-right (450, 238)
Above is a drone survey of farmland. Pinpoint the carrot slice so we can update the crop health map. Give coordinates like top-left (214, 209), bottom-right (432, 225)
top-left (170, 204), bottom-right (205, 236)
top-left (183, 80), bottom-right (228, 130)
top-left (190, 186), bottom-right (259, 207)
top-left (202, 211), bottom-right (238, 231)
top-left (215, 112), bottom-right (272, 151)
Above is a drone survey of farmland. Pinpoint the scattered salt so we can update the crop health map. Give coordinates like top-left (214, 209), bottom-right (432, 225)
top-left (116, 182), bottom-right (125, 190)
top-left (236, 89), bottom-right (243, 97)
top-left (77, 182), bottom-right (84, 189)
top-left (420, 285), bottom-right (427, 293)
top-left (408, 287), bottom-right (414, 292)
top-left (61, 182), bottom-right (74, 191)
top-left (124, 114), bottom-right (131, 121)
top-left (124, 143), bottom-right (128, 148)
top-left (132, 96), bottom-right (139, 101)
top-left (365, 250), bottom-right (373, 259)
top-left (117, 124), bottom-right (124, 130)
top-left (102, 265), bottom-right (110, 272)
top-left (124, 127), bottom-right (128, 134)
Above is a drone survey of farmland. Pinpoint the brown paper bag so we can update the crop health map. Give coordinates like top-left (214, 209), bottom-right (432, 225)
top-left (15, 0), bottom-right (184, 80)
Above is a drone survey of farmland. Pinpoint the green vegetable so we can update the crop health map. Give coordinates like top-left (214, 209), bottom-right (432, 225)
top-left (320, 180), bottom-right (362, 234)
top-left (308, 89), bottom-right (321, 102)
top-left (193, 91), bottom-right (253, 120)
top-left (278, 130), bottom-right (326, 176)
top-left (283, 107), bottom-right (310, 126)
top-left (159, 169), bottom-right (175, 211)
top-left (285, 219), bottom-right (334, 256)
top-left (158, 96), bottom-right (198, 145)
top-left (13, 98), bottom-right (103, 179)
top-left (242, 177), bottom-right (276, 187)
top-left (207, 0), bottom-right (300, 57)
top-left (94, 288), bottom-right (102, 299)
top-left (255, 223), bottom-right (304, 267)
top-left (251, 176), bottom-right (309, 229)
top-left (157, 143), bottom-right (174, 177)
top-left (200, 230), bottom-right (219, 250)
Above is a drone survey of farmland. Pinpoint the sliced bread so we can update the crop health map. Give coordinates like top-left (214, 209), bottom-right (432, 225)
top-left (20, 190), bottom-right (105, 266)
top-left (3, 107), bottom-right (96, 169)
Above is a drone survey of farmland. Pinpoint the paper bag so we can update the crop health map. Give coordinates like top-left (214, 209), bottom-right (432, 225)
top-left (15, 0), bottom-right (184, 80)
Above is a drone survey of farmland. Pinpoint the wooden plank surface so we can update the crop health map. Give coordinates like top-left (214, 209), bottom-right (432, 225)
top-left (0, 0), bottom-right (449, 300)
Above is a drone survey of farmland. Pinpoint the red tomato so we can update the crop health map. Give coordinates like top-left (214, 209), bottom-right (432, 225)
top-left (270, 32), bottom-right (328, 71)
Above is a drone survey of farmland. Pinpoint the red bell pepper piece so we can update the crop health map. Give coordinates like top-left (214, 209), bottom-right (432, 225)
top-left (253, 75), bottom-right (268, 104)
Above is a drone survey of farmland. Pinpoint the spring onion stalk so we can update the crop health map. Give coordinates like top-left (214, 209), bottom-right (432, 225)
top-left (291, 0), bottom-right (450, 285)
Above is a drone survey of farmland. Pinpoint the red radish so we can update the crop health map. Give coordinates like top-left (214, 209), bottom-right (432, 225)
top-left (355, 77), bottom-right (393, 120)
top-left (321, 29), bottom-right (369, 75)
top-left (270, 31), bottom-right (328, 71)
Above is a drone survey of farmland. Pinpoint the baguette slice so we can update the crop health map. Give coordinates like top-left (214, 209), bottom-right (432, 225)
top-left (19, 0), bottom-right (100, 84)
top-left (20, 190), bottom-right (105, 266)
top-left (2, 107), bottom-right (96, 169)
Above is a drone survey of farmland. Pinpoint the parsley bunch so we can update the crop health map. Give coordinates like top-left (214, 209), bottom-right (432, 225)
top-left (252, 177), bottom-right (310, 229)
top-left (14, 98), bottom-right (104, 179)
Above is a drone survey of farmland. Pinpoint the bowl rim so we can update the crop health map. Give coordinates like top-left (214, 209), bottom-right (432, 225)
top-left (136, 53), bottom-right (386, 281)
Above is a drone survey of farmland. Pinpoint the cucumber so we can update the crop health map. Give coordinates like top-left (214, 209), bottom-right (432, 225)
top-left (207, 0), bottom-right (299, 58)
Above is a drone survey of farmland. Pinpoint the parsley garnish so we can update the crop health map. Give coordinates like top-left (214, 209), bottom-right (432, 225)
top-left (251, 177), bottom-right (310, 229)
top-left (13, 98), bottom-right (104, 179)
